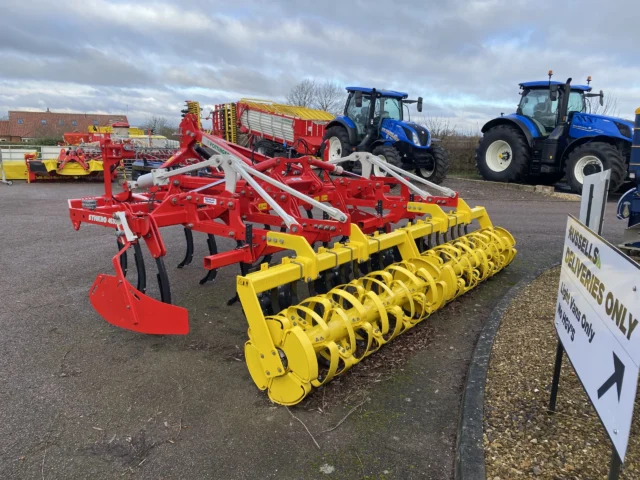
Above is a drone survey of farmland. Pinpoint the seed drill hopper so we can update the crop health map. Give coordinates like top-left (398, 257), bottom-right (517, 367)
top-left (68, 112), bottom-right (517, 405)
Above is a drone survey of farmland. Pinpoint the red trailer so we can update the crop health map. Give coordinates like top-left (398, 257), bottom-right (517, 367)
top-left (213, 99), bottom-right (334, 156)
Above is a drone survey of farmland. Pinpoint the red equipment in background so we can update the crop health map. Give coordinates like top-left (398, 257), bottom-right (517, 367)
top-left (212, 99), bottom-right (333, 156)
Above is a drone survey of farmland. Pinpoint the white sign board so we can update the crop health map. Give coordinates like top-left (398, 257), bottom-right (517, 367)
top-left (555, 216), bottom-right (640, 459)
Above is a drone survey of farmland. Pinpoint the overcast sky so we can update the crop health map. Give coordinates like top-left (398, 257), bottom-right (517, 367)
top-left (1, 0), bottom-right (639, 131)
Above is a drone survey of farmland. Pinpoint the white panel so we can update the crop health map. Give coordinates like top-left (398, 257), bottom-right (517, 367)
top-left (0, 149), bottom-right (37, 160)
top-left (240, 110), bottom-right (295, 144)
top-left (41, 146), bottom-right (63, 159)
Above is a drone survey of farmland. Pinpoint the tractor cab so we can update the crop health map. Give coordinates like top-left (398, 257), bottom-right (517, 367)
top-left (516, 80), bottom-right (591, 135)
top-left (344, 87), bottom-right (410, 140)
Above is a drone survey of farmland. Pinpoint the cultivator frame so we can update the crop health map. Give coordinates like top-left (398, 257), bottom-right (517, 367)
top-left (69, 112), bottom-right (516, 405)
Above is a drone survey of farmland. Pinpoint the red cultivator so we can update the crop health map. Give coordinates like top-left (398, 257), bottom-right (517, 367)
top-left (69, 112), bottom-right (516, 404)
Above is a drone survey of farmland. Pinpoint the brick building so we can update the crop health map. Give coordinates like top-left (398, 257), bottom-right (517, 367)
top-left (0, 109), bottom-right (128, 143)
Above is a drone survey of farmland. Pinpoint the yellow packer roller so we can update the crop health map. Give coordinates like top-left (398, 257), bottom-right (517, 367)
top-left (238, 217), bottom-right (516, 405)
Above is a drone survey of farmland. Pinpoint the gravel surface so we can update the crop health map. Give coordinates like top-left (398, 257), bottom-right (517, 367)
top-left (484, 267), bottom-right (640, 479)
top-left (0, 179), bottom-right (624, 479)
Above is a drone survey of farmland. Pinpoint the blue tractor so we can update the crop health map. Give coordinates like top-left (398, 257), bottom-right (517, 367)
top-left (476, 74), bottom-right (633, 192)
top-left (321, 87), bottom-right (449, 184)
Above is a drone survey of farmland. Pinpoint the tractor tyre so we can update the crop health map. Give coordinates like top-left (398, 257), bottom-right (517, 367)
top-left (415, 144), bottom-right (449, 184)
top-left (322, 126), bottom-right (352, 161)
top-left (476, 125), bottom-right (530, 182)
top-left (372, 145), bottom-right (402, 177)
top-left (565, 142), bottom-right (626, 193)
top-left (254, 139), bottom-right (276, 157)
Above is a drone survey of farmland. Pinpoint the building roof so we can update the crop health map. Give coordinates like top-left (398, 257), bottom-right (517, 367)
top-left (0, 120), bottom-right (9, 137)
top-left (4, 110), bottom-right (128, 139)
top-left (519, 81), bottom-right (592, 92)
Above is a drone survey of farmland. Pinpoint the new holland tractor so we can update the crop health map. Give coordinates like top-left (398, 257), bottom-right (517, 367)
top-left (476, 74), bottom-right (633, 192)
top-left (322, 87), bottom-right (449, 184)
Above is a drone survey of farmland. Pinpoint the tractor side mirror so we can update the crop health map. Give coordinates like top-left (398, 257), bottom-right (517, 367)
top-left (354, 91), bottom-right (363, 108)
top-left (549, 85), bottom-right (558, 101)
top-left (599, 90), bottom-right (604, 106)
top-left (417, 97), bottom-right (423, 112)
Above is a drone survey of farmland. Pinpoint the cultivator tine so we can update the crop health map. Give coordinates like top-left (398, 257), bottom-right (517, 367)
top-left (199, 234), bottom-right (218, 285)
top-left (259, 254), bottom-right (273, 266)
top-left (156, 257), bottom-right (172, 304)
top-left (117, 238), bottom-right (128, 276)
top-left (258, 292), bottom-right (273, 316)
top-left (338, 261), bottom-right (352, 284)
top-left (133, 241), bottom-right (147, 294)
top-left (177, 227), bottom-right (194, 268)
top-left (272, 282), bottom-right (299, 311)
top-left (313, 268), bottom-right (341, 294)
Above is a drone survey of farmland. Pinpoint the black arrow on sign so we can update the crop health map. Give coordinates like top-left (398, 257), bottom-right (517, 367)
top-left (597, 352), bottom-right (625, 401)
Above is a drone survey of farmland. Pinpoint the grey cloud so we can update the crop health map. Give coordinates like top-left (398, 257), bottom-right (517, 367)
top-left (1, 0), bottom-right (638, 129)
top-left (0, 49), bottom-right (156, 87)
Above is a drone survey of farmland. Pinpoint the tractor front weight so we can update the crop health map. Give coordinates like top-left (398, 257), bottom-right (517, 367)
top-left (69, 112), bottom-right (517, 406)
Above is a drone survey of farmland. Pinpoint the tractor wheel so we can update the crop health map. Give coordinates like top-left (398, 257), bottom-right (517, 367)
top-left (565, 142), bottom-right (626, 193)
top-left (415, 144), bottom-right (449, 184)
top-left (372, 145), bottom-right (402, 177)
top-left (476, 125), bottom-right (530, 182)
top-left (254, 139), bottom-right (275, 157)
top-left (322, 126), bottom-right (352, 161)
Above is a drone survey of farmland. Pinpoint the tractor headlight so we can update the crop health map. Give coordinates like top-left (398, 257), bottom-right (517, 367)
top-left (615, 121), bottom-right (632, 138)
top-left (412, 131), bottom-right (420, 145)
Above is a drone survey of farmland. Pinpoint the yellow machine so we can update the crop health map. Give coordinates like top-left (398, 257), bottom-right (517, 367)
top-left (238, 202), bottom-right (516, 405)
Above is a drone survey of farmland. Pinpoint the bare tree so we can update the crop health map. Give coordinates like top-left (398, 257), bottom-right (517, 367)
top-left (416, 115), bottom-right (457, 139)
top-left (585, 93), bottom-right (618, 116)
top-left (313, 81), bottom-right (345, 115)
top-left (286, 80), bottom-right (346, 114)
top-left (141, 116), bottom-right (177, 138)
top-left (286, 79), bottom-right (317, 108)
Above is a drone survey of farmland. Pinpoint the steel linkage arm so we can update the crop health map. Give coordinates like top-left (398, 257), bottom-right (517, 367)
top-left (329, 151), bottom-right (456, 199)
